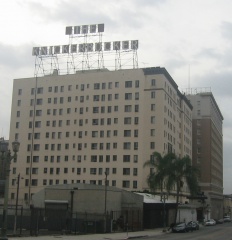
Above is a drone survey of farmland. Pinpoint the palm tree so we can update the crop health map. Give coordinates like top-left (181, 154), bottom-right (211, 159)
top-left (143, 152), bottom-right (176, 193)
top-left (166, 155), bottom-right (199, 223)
top-left (144, 152), bottom-right (199, 223)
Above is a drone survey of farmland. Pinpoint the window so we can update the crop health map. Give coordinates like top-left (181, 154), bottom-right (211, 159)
top-left (150, 142), bottom-right (155, 149)
top-left (107, 118), bottom-right (111, 125)
top-left (125, 81), bottom-right (132, 88)
top-left (151, 104), bottom-right (156, 111)
top-left (123, 168), bottom-right (130, 175)
top-left (16, 111), bottom-right (20, 117)
top-left (134, 129), bottom-right (138, 137)
top-left (122, 181), bottom-right (130, 188)
top-left (151, 79), bottom-right (156, 86)
top-left (35, 121), bottom-right (41, 128)
top-left (123, 155), bottom-right (130, 162)
top-left (125, 93), bottom-right (132, 100)
top-left (93, 107), bottom-right (99, 113)
top-left (124, 130), bottom-right (131, 137)
top-left (124, 117), bottom-right (131, 124)
top-left (134, 117), bottom-right (139, 124)
top-left (37, 87), bottom-right (43, 94)
top-left (135, 80), bottom-right (139, 88)
top-left (134, 155), bottom-right (138, 163)
top-left (131, 104), bottom-right (137, 113)
top-left (151, 116), bottom-right (155, 124)
top-left (17, 100), bottom-right (21, 106)
top-left (94, 83), bottom-right (100, 89)
top-left (18, 89), bottom-right (22, 95)
top-left (90, 168), bottom-right (97, 175)
top-left (135, 92), bottom-right (139, 100)
top-left (93, 95), bottom-right (100, 101)
top-left (108, 94), bottom-right (112, 101)
top-left (151, 91), bottom-right (155, 98)
top-left (34, 133), bottom-right (40, 139)
top-left (31, 179), bottom-right (38, 186)
top-left (133, 181), bottom-right (137, 189)
top-left (91, 143), bottom-right (98, 150)
top-left (36, 99), bottom-right (43, 105)
top-left (125, 105), bottom-right (132, 112)
top-left (134, 142), bottom-right (138, 150)
top-left (91, 155), bottom-right (97, 162)
top-left (92, 119), bottom-right (98, 125)
top-left (151, 129), bottom-right (155, 136)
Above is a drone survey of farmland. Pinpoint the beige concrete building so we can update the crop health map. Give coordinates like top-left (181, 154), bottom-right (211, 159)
top-left (9, 67), bottom-right (192, 205)
top-left (187, 92), bottom-right (224, 219)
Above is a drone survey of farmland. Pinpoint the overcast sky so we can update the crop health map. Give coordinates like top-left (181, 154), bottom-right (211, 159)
top-left (0, 0), bottom-right (231, 193)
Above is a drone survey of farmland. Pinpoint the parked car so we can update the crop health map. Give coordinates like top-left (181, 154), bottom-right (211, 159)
top-left (215, 219), bottom-right (224, 224)
top-left (224, 216), bottom-right (231, 222)
top-left (205, 219), bottom-right (216, 226)
top-left (187, 221), bottom-right (200, 230)
top-left (172, 222), bottom-right (189, 233)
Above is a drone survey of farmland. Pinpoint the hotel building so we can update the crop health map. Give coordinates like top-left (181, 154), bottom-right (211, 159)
top-left (9, 67), bottom-right (192, 204)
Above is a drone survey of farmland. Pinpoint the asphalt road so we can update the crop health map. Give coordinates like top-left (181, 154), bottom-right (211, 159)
top-left (144, 222), bottom-right (232, 240)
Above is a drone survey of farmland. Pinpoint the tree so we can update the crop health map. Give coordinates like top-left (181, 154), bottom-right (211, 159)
top-left (144, 152), bottom-right (199, 223)
top-left (166, 155), bottom-right (199, 223)
top-left (143, 152), bottom-right (176, 193)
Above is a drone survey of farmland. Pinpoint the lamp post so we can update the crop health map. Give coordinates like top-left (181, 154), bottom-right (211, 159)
top-left (160, 192), bottom-right (168, 232)
top-left (0, 139), bottom-right (20, 240)
top-left (13, 173), bottom-right (23, 235)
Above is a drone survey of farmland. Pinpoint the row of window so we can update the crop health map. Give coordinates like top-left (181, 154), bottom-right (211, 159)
top-left (11, 178), bottom-right (138, 199)
top-left (19, 116), bottom-right (148, 129)
top-left (18, 79), bottom-right (155, 96)
top-left (19, 154), bottom-right (139, 164)
top-left (26, 141), bottom-right (142, 151)
top-left (13, 167), bottom-right (138, 176)
top-left (15, 128), bottom-right (156, 143)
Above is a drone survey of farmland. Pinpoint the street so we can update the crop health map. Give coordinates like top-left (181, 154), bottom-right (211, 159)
top-left (144, 222), bottom-right (232, 240)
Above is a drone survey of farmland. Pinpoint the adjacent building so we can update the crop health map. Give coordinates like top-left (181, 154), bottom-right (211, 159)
top-left (187, 92), bottom-right (224, 219)
top-left (9, 67), bottom-right (193, 205)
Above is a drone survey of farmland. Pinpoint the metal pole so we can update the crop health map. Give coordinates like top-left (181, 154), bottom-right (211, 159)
top-left (104, 171), bottom-right (108, 233)
top-left (13, 173), bottom-right (20, 235)
top-left (161, 192), bottom-right (168, 232)
top-left (0, 152), bottom-right (10, 240)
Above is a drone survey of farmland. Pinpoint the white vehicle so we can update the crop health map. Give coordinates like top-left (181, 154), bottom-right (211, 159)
top-left (205, 219), bottom-right (216, 226)
top-left (224, 216), bottom-right (231, 222)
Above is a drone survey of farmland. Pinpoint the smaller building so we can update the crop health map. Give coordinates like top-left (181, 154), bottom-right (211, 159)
top-left (31, 183), bottom-right (143, 233)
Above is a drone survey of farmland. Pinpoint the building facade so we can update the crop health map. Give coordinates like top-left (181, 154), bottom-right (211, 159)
top-left (187, 92), bottom-right (224, 219)
top-left (9, 67), bottom-right (192, 205)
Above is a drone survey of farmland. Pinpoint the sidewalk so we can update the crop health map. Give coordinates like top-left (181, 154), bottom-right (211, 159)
top-left (9, 229), bottom-right (169, 240)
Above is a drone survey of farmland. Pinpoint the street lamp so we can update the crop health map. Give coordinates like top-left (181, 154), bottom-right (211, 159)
top-left (160, 192), bottom-right (168, 232)
top-left (13, 173), bottom-right (23, 235)
top-left (0, 139), bottom-right (20, 240)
